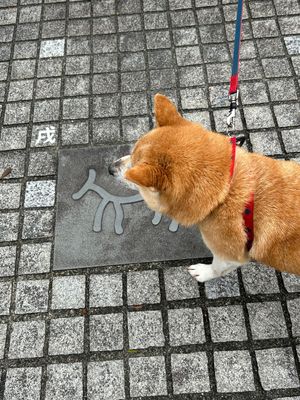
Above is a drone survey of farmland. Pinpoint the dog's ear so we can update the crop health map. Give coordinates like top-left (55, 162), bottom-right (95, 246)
top-left (154, 94), bottom-right (184, 127)
top-left (125, 163), bottom-right (163, 190)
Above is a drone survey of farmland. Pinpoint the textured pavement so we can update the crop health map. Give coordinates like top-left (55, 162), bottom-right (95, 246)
top-left (0, 0), bottom-right (300, 399)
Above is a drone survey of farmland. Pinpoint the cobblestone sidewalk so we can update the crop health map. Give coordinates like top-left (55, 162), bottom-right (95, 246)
top-left (0, 0), bottom-right (300, 399)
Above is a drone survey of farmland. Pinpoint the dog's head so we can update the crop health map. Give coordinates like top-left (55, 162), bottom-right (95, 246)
top-left (109, 94), bottom-right (229, 225)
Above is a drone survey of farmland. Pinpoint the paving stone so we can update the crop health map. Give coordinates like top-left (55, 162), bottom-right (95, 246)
top-left (273, 0), bottom-right (300, 15)
top-left (117, 0), bottom-right (141, 13)
top-left (0, 25), bottom-right (14, 42)
top-left (69, 19), bottom-right (90, 37)
top-left (256, 347), bottom-right (299, 390)
top-left (274, 104), bottom-right (300, 128)
top-left (249, 0), bottom-right (275, 17)
top-left (9, 320), bottom-right (45, 358)
top-left (244, 106), bottom-right (275, 129)
top-left (164, 266), bottom-right (200, 300)
top-left (51, 275), bottom-right (85, 309)
top-left (268, 78), bottom-right (297, 101)
top-left (4, 367), bottom-right (42, 400)
top-left (0, 43), bottom-right (11, 61)
top-left (281, 129), bottom-right (300, 153)
top-left (24, 180), bottom-right (56, 208)
top-left (8, 79), bottom-right (34, 101)
top-left (168, 308), bottom-right (205, 345)
top-left (150, 68), bottom-right (176, 89)
top-left (0, 246), bottom-right (16, 276)
top-left (129, 356), bottom-right (167, 397)
top-left (143, 0), bottom-right (167, 12)
top-left (45, 363), bottom-right (83, 400)
top-left (92, 118), bottom-right (121, 144)
top-left (127, 270), bottom-right (160, 305)
top-left (120, 52), bottom-right (145, 71)
top-left (214, 350), bottom-right (255, 392)
top-left (36, 78), bottom-right (61, 99)
top-left (38, 58), bottom-right (63, 77)
top-left (19, 242), bottom-right (52, 275)
top-left (88, 360), bottom-right (125, 400)
top-left (44, 3), bottom-right (66, 20)
top-left (180, 87), bottom-right (208, 110)
top-left (240, 59), bottom-right (263, 81)
top-left (15, 279), bottom-right (49, 314)
top-left (20, 5), bottom-right (41, 23)
top-left (94, 35), bottom-right (117, 53)
top-left (279, 16), bottom-right (300, 35)
top-left (146, 30), bottom-right (171, 49)
top-left (93, 0), bottom-right (115, 16)
top-left (287, 298), bottom-right (300, 337)
top-left (121, 71), bottom-right (147, 92)
top-left (61, 121), bottom-right (89, 145)
top-left (48, 317), bottom-right (84, 355)
top-left (0, 323), bottom-right (7, 359)
top-left (203, 43), bottom-right (230, 63)
top-left (65, 56), bottom-right (90, 75)
top-left (65, 75), bottom-right (89, 96)
top-left (207, 63), bottom-right (231, 84)
top-left (171, 353), bottom-right (210, 394)
top-left (205, 270), bottom-right (240, 299)
top-left (241, 262), bottom-right (279, 294)
top-left (63, 98), bottom-right (89, 120)
top-left (31, 123), bottom-right (58, 147)
top-left (14, 41), bottom-right (37, 59)
top-left (40, 39), bottom-right (65, 58)
top-left (122, 92), bottom-right (148, 116)
top-left (93, 94), bottom-right (120, 117)
top-left (171, 10), bottom-right (195, 28)
top-left (90, 273), bottom-right (123, 307)
top-left (0, 8), bottom-right (17, 26)
top-left (262, 57), bottom-right (292, 77)
top-left (90, 313), bottom-right (123, 351)
top-left (16, 23), bottom-right (39, 41)
top-left (209, 305), bottom-right (247, 342)
top-left (282, 272), bottom-right (300, 292)
top-left (0, 62), bottom-right (9, 80)
top-left (33, 99), bottom-right (60, 122)
top-left (252, 19), bottom-right (279, 38)
top-left (4, 102), bottom-right (31, 125)
top-left (0, 151), bottom-right (26, 179)
top-left (93, 73), bottom-right (118, 94)
top-left (122, 116), bottom-right (150, 141)
top-left (0, 281), bottom-right (11, 315)
top-left (11, 59), bottom-right (37, 79)
top-left (200, 24), bottom-right (226, 43)
top-left (69, 1), bottom-right (91, 18)
top-left (179, 65), bottom-right (205, 87)
top-left (0, 182), bottom-right (21, 209)
top-left (93, 16), bottom-right (115, 35)
top-left (128, 310), bottom-right (164, 349)
top-left (240, 81), bottom-right (268, 105)
top-left (118, 14), bottom-right (142, 32)
top-left (247, 301), bottom-right (287, 339)
top-left (0, 212), bottom-right (19, 242)
top-left (250, 131), bottom-right (282, 155)
top-left (22, 209), bottom-right (54, 239)
top-left (144, 12), bottom-right (168, 30)
top-left (42, 20), bottom-right (66, 38)
top-left (257, 37), bottom-right (285, 57)
top-left (175, 46), bottom-right (201, 67)
top-left (173, 27), bottom-right (198, 46)
top-left (28, 150), bottom-right (56, 176)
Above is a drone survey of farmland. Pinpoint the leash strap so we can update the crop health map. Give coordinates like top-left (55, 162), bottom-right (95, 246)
top-left (227, 0), bottom-right (244, 130)
top-left (243, 192), bottom-right (254, 251)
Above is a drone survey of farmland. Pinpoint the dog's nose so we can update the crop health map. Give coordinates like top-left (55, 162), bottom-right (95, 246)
top-left (108, 163), bottom-right (117, 176)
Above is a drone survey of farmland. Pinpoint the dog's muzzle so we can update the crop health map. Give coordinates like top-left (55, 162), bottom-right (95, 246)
top-left (108, 160), bottom-right (120, 176)
top-left (108, 155), bottom-right (131, 177)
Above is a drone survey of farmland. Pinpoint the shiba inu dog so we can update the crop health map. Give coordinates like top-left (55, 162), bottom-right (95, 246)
top-left (109, 94), bottom-right (300, 282)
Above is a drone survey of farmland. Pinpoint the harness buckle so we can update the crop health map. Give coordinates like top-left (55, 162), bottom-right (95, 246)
top-left (226, 90), bottom-right (239, 133)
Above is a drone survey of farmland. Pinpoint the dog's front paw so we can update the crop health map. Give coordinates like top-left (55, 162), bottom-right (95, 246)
top-left (188, 263), bottom-right (216, 282)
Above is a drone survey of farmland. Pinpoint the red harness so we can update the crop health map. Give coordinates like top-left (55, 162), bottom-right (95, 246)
top-left (229, 137), bottom-right (254, 251)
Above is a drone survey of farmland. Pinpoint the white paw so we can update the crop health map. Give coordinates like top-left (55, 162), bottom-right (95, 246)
top-left (187, 263), bottom-right (216, 282)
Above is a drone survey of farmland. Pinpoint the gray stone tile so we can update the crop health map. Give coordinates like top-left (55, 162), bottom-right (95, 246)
top-left (93, 73), bottom-right (118, 94)
top-left (262, 57), bottom-right (292, 77)
top-left (257, 37), bottom-right (285, 57)
top-left (244, 106), bottom-right (275, 129)
top-left (15, 279), bottom-right (49, 314)
top-left (256, 348), bottom-right (299, 390)
top-left (28, 151), bottom-right (56, 176)
top-left (20, 5), bottom-right (41, 23)
top-left (94, 94), bottom-right (120, 117)
top-left (4, 102), bottom-right (31, 125)
top-left (240, 59), bottom-right (263, 80)
top-left (122, 116), bottom-right (150, 141)
top-left (250, 131), bottom-right (282, 155)
top-left (205, 270), bottom-right (240, 299)
top-left (88, 360), bottom-right (125, 400)
top-left (0, 323), bottom-right (7, 359)
top-left (62, 121), bottom-right (89, 145)
top-left (146, 30), bottom-right (171, 49)
top-left (120, 52), bottom-right (145, 71)
top-left (0, 182), bottom-right (21, 209)
top-left (0, 8), bottom-right (17, 26)
top-left (279, 16), bottom-right (300, 35)
top-left (173, 27), bottom-right (198, 46)
top-left (24, 180), bottom-right (56, 208)
top-left (171, 353), bottom-right (210, 394)
top-left (94, 35), bottom-right (117, 53)
top-left (90, 313), bottom-right (123, 351)
top-left (268, 78), bottom-right (297, 101)
top-left (38, 58), bottom-right (63, 77)
top-left (207, 63), bottom-right (231, 84)
top-left (42, 20), bottom-right (66, 38)
top-left (121, 71), bottom-right (147, 92)
top-left (274, 0), bottom-right (300, 15)
top-left (33, 99), bottom-right (60, 122)
top-left (128, 310), bottom-right (164, 349)
top-left (31, 123), bottom-right (58, 147)
top-left (247, 301), bottom-right (287, 339)
top-left (16, 23), bottom-right (39, 41)
top-left (0, 281), bottom-right (11, 315)
top-left (129, 356), bottom-right (167, 397)
top-left (0, 62), bottom-right (9, 80)
top-left (143, 0), bottom-right (167, 11)
top-left (252, 19), bottom-right (279, 38)
top-left (180, 87), bottom-right (208, 109)
top-left (65, 75), bottom-right (89, 96)
top-left (22, 209), bottom-right (54, 239)
top-left (36, 77), bottom-right (61, 99)
top-left (19, 242), bottom-right (52, 275)
top-left (93, 0), bottom-right (115, 16)
top-left (117, 0), bottom-right (141, 13)
top-left (215, 350), bottom-right (255, 392)
top-left (282, 129), bottom-right (300, 152)
top-left (63, 97), bottom-right (89, 119)
top-left (11, 59), bottom-right (36, 79)
top-left (282, 272), bottom-right (300, 292)
top-left (209, 305), bottom-right (247, 342)
top-left (172, 10), bottom-right (195, 27)
top-left (204, 43), bottom-right (230, 63)
top-left (127, 270), bottom-right (160, 305)
top-left (0, 246), bottom-right (16, 277)
top-left (168, 308), bottom-right (205, 345)
top-left (69, 19), bottom-right (90, 36)
top-left (92, 119), bottom-right (121, 144)
top-left (66, 55), bottom-right (90, 75)
top-left (240, 81), bottom-right (268, 105)
top-left (164, 266), bottom-right (200, 301)
top-left (249, 0), bottom-right (275, 17)
top-left (144, 12), bottom-right (168, 30)
top-left (175, 46), bottom-right (202, 66)
top-left (9, 320), bottom-right (45, 358)
top-left (46, 363), bottom-right (83, 400)
top-left (69, 1), bottom-right (91, 18)
top-left (14, 41), bottom-right (37, 59)
top-left (44, 3), bottom-right (66, 20)
top-left (241, 263), bottom-right (279, 294)
top-left (90, 273), bottom-right (123, 307)
top-left (199, 24), bottom-right (226, 43)
top-left (93, 16), bottom-right (115, 35)
top-left (179, 65), bottom-right (205, 86)
top-left (118, 14), bottom-right (142, 32)
top-left (8, 79), bottom-right (34, 101)
top-left (0, 25), bottom-right (14, 42)
top-left (4, 367), bottom-right (42, 400)
top-left (287, 298), bottom-right (300, 337)
top-left (51, 275), bottom-right (85, 309)
top-left (0, 152), bottom-right (26, 179)
top-left (49, 317), bottom-right (84, 355)
top-left (274, 104), bottom-right (300, 128)
top-left (121, 92), bottom-right (148, 116)
top-left (40, 39), bottom-right (65, 58)
top-left (0, 212), bottom-right (19, 242)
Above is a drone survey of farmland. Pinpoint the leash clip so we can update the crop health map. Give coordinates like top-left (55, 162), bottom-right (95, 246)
top-left (226, 90), bottom-right (239, 133)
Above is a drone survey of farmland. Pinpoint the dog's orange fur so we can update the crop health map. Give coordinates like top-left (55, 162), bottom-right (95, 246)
top-left (125, 94), bottom-right (300, 274)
